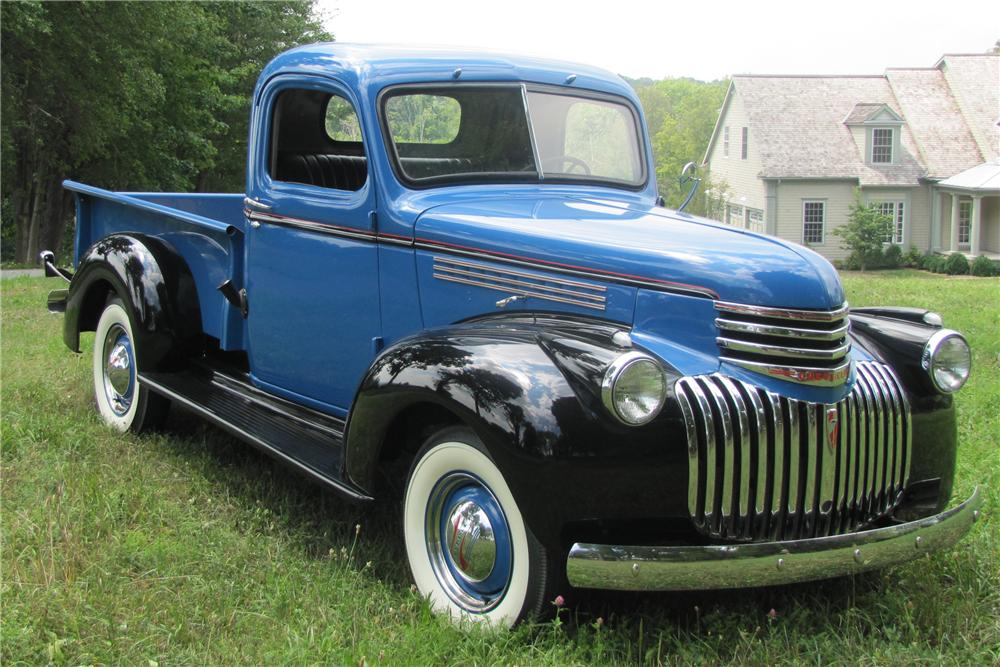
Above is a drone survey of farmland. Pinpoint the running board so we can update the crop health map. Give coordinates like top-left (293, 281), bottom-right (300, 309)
top-left (139, 366), bottom-right (372, 502)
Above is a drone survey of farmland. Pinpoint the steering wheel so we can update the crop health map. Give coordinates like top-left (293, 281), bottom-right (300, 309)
top-left (541, 155), bottom-right (592, 176)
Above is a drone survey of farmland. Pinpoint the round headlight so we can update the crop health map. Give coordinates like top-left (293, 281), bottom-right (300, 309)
top-left (602, 352), bottom-right (667, 425)
top-left (921, 330), bottom-right (971, 394)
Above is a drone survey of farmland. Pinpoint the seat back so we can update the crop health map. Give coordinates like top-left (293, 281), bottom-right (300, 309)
top-left (277, 153), bottom-right (368, 191)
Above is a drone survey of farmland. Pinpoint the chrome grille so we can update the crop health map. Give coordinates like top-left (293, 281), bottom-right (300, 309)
top-left (715, 301), bottom-right (852, 387)
top-left (676, 362), bottom-right (911, 541)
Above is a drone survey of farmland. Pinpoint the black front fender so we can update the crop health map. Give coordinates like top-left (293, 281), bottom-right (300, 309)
top-left (64, 234), bottom-right (202, 370)
top-left (343, 315), bottom-right (692, 548)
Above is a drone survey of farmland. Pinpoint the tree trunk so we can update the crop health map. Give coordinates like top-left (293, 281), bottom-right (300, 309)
top-left (37, 177), bottom-right (65, 259)
top-left (21, 176), bottom-right (45, 264)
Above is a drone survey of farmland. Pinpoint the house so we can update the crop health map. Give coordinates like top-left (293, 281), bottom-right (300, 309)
top-left (703, 53), bottom-right (1000, 262)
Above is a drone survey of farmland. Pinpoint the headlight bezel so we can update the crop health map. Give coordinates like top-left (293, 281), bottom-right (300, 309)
top-left (601, 351), bottom-right (668, 426)
top-left (921, 329), bottom-right (971, 394)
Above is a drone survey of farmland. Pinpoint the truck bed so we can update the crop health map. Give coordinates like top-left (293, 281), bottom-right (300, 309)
top-left (64, 180), bottom-right (247, 351)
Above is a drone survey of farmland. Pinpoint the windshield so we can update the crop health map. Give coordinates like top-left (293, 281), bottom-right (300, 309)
top-left (381, 85), bottom-right (645, 188)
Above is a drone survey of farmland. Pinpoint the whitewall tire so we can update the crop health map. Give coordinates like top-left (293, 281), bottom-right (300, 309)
top-left (403, 426), bottom-right (559, 628)
top-left (92, 297), bottom-right (169, 432)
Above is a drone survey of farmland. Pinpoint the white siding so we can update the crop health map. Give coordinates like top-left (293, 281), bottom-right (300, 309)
top-left (774, 181), bottom-right (857, 261)
top-left (705, 87), bottom-right (767, 225)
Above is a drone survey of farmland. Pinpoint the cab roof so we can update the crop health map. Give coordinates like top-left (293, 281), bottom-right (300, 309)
top-left (258, 43), bottom-right (639, 103)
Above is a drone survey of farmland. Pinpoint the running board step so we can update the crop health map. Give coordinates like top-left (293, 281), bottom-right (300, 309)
top-left (139, 367), bottom-right (372, 502)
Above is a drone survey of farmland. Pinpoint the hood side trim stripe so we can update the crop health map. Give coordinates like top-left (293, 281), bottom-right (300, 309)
top-left (245, 209), bottom-right (718, 300)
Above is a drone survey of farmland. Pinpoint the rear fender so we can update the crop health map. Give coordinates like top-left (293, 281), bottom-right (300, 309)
top-left (64, 234), bottom-right (202, 370)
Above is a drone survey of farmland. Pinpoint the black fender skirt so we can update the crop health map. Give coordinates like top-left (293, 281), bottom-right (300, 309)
top-left (64, 234), bottom-right (203, 370)
top-left (344, 314), bottom-right (693, 549)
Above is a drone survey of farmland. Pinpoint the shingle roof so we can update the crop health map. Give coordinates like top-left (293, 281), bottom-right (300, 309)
top-left (712, 54), bottom-right (998, 185)
top-left (732, 76), bottom-right (925, 185)
top-left (884, 67), bottom-right (983, 178)
top-left (843, 102), bottom-right (899, 124)
top-left (937, 54), bottom-right (1000, 161)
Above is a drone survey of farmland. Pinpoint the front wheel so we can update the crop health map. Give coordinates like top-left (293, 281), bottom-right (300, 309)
top-left (92, 297), bottom-right (169, 432)
top-left (403, 426), bottom-right (561, 627)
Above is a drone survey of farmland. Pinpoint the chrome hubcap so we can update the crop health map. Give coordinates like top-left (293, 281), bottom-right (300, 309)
top-left (102, 324), bottom-right (135, 416)
top-left (425, 471), bottom-right (512, 612)
top-left (444, 500), bottom-right (497, 583)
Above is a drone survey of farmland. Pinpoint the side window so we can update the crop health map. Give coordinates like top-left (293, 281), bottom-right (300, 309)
top-left (270, 89), bottom-right (367, 192)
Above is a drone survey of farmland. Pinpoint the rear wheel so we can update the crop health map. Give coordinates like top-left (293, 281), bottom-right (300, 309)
top-left (92, 297), bottom-right (169, 432)
top-left (403, 426), bottom-right (561, 627)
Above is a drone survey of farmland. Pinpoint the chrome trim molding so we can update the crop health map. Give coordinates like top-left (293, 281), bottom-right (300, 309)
top-left (248, 211), bottom-right (376, 241)
top-left (433, 256), bottom-right (607, 311)
top-left (566, 487), bottom-right (982, 591)
top-left (714, 300), bottom-right (852, 387)
top-left (675, 362), bottom-right (912, 541)
top-left (715, 301), bottom-right (851, 322)
top-left (715, 318), bottom-right (851, 341)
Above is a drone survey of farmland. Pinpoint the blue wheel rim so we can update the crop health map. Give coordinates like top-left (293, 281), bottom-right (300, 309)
top-left (425, 471), bottom-right (513, 612)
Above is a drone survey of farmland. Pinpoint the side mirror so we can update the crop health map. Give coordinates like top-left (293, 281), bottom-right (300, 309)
top-left (677, 162), bottom-right (701, 213)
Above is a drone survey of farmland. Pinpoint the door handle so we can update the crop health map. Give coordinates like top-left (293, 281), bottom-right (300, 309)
top-left (244, 196), bottom-right (272, 211)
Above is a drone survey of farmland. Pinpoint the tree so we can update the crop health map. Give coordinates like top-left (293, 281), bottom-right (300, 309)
top-left (1, 1), bottom-right (329, 263)
top-left (630, 77), bottom-right (729, 216)
top-left (834, 192), bottom-right (893, 271)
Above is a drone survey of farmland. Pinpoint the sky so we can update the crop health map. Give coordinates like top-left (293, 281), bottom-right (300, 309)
top-left (317, 0), bottom-right (999, 81)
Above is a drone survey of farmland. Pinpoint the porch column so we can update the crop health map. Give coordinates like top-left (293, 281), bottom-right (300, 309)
top-left (970, 195), bottom-right (982, 256)
top-left (930, 188), bottom-right (941, 250)
top-left (949, 193), bottom-right (960, 252)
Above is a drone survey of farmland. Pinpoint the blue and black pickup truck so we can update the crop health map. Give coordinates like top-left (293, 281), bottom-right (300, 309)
top-left (43, 44), bottom-right (981, 627)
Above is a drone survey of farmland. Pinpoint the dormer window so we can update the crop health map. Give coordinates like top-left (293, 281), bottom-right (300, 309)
top-left (871, 128), bottom-right (893, 163)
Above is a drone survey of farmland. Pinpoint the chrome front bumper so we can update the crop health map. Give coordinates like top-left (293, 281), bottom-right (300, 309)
top-left (566, 487), bottom-right (982, 591)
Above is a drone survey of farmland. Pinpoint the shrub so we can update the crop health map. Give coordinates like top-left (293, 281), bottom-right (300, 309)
top-left (944, 253), bottom-right (969, 275)
top-left (882, 244), bottom-right (903, 268)
top-left (842, 253), bottom-right (862, 270)
top-left (903, 245), bottom-right (923, 268)
top-left (970, 255), bottom-right (997, 277)
top-left (923, 254), bottom-right (946, 273)
top-left (833, 192), bottom-right (893, 271)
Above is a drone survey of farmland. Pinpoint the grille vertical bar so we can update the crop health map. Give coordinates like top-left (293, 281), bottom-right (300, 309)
top-left (679, 362), bottom-right (911, 541)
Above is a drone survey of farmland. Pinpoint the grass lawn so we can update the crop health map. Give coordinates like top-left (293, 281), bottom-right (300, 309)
top-left (2, 270), bottom-right (998, 665)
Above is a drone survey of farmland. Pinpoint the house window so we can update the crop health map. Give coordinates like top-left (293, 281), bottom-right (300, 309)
top-left (741, 127), bottom-right (748, 160)
top-left (727, 204), bottom-right (744, 227)
top-left (871, 128), bottom-right (893, 163)
top-left (872, 200), bottom-right (905, 244)
top-left (723, 127), bottom-right (729, 157)
top-left (958, 201), bottom-right (971, 244)
top-left (802, 201), bottom-right (825, 244)
top-left (746, 207), bottom-right (764, 229)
